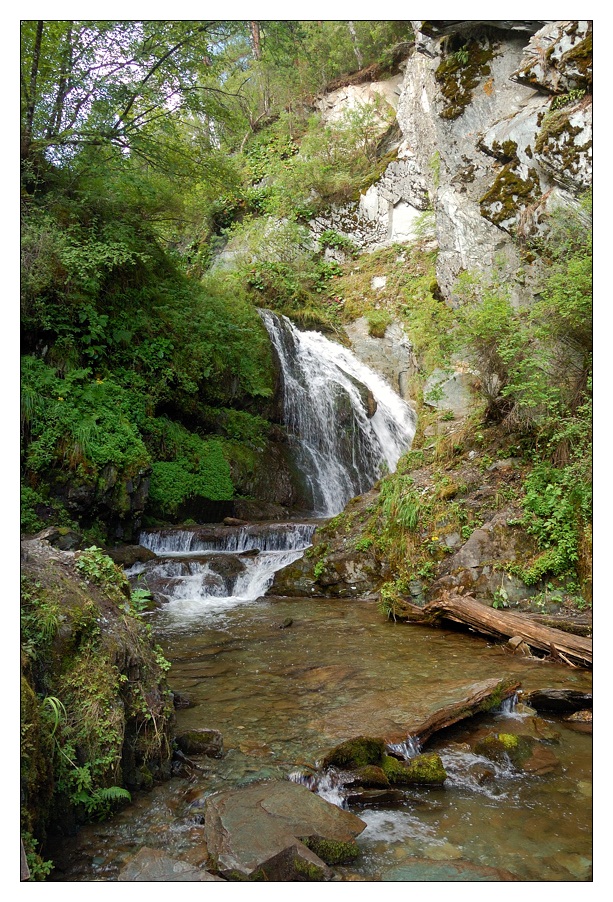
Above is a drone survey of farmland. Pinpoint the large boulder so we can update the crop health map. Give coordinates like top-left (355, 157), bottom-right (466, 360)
top-left (430, 505), bottom-right (539, 604)
top-left (203, 780), bottom-right (366, 880)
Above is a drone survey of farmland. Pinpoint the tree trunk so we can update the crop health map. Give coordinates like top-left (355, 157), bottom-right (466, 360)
top-left (348, 22), bottom-right (363, 70)
top-left (250, 21), bottom-right (262, 60)
top-left (23, 20), bottom-right (44, 154)
top-left (419, 592), bottom-right (592, 667)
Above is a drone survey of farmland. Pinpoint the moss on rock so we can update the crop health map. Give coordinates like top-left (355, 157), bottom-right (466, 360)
top-left (479, 163), bottom-right (540, 231)
top-left (474, 732), bottom-right (534, 769)
top-left (302, 837), bottom-right (361, 865)
top-left (435, 36), bottom-right (497, 120)
top-left (321, 736), bottom-right (387, 770)
top-left (382, 752), bottom-right (447, 785)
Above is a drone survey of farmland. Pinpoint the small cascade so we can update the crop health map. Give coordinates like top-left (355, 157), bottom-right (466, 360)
top-left (260, 309), bottom-right (416, 516)
top-left (139, 522), bottom-right (316, 555)
top-left (129, 522), bottom-right (316, 626)
top-left (387, 737), bottom-right (421, 759)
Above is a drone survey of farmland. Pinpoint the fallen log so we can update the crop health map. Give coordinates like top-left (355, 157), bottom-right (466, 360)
top-left (406, 677), bottom-right (520, 747)
top-left (420, 593), bottom-right (592, 667)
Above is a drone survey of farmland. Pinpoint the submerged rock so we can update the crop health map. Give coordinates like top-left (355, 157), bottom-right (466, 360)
top-left (382, 858), bottom-right (519, 881)
top-left (474, 732), bottom-right (559, 775)
top-left (203, 780), bottom-right (366, 881)
top-left (175, 728), bottom-right (224, 758)
top-left (118, 847), bottom-right (223, 881)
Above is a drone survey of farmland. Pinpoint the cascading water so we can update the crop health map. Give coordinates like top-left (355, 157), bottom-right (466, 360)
top-left (129, 315), bottom-right (416, 624)
top-left (259, 309), bottom-right (416, 516)
top-left (129, 522), bottom-right (317, 628)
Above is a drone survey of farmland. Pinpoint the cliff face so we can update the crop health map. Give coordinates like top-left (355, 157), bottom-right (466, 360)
top-left (398, 20), bottom-right (591, 301)
top-left (311, 21), bottom-right (592, 304)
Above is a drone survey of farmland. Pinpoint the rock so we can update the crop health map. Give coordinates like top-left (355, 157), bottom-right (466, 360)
top-left (350, 765), bottom-right (390, 788)
top-left (171, 691), bottom-right (193, 709)
top-left (474, 732), bottom-right (559, 774)
top-left (344, 317), bottom-right (418, 400)
top-left (278, 617), bottom-right (293, 629)
top-left (565, 709), bottom-right (592, 723)
top-left (321, 736), bottom-right (387, 770)
top-left (511, 21), bottom-right (592, 93)
top-left (118, 847), bottom-right (223, 881)
top-left (223, 517), bottom-right (248, 526)
top-left (34, 526), bottom-right (84, 550)
top-left (203, 780), bottom-right (366, 880)
top-left (106, 544), bottom-right (157, 567)
top-left (232, 500), bottom-right (290, 521)
top-left (344, 788), bottom-right (409, 807)
top-left (381, 752), bottom-right (447, 786)
top-left (521, 688), bottom-right (592, 714)
top-left (423, 368), bottom-right (475, 416)
top-left (175, 729), bottom-right (224, 758)
top-left (508, 636), bottom-right (533, 656)
top-left (431, 506), bottom-right (540, 604)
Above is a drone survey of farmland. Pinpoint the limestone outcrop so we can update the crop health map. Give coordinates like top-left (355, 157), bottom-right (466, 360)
top-left (309, 21), bottom-right (591, 303)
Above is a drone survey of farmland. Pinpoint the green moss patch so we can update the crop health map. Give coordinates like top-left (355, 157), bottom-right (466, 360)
top-left (435, 36), bottom-right (497, 120)
top-left (302, 837), bottom-right (360, 866)
top-left (321, 736), bottom-right (387, 770)
top-left (381, 752), bottom-right (447, 785)
top-left (479, 163), bottom-right (540, 231)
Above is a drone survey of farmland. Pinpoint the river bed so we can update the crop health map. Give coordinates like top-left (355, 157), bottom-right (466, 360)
top-left (49, 586), bottom-right (592, 882)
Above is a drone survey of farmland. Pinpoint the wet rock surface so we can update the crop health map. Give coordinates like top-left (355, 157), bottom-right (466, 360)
top-left (118, 847), bottom-right (223, 881)
top-left (203, 780), bottom-right (366, 880)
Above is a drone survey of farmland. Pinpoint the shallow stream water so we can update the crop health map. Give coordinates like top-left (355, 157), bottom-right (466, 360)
top-left (50, 561), bottom-right (592, 883)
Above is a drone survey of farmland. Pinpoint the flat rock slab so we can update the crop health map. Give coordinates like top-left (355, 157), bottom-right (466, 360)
top-left (118, 847), bottom-right (223, 881)
top-left (204, 779), bottom-right (366, 880)
top-left (382, 859), bottom-right (519, 881)
top-left (311, 677), bottom-right (518, 746)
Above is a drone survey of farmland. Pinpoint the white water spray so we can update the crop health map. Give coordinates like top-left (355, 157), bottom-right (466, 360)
top-left (260, 310), bottom-right (416, 515)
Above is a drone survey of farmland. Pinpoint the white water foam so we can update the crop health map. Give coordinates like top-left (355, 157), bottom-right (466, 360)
top-left (260, 309), bottom-right (416, 515)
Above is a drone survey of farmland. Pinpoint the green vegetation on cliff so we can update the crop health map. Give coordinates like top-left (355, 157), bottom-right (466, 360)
top-left (20, 19), bottom-right (413, 538)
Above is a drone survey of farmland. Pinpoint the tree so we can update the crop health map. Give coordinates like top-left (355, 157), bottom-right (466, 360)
top-left (20, 20), bottom-right (244, 171)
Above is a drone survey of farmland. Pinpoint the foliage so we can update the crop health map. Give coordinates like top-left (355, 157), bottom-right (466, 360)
top-left (75, 546), bottom-right (128, 592)
top-left (21, 831), bottom-right (54, 881)
top-left (318, 229), bottom-right (359, 257)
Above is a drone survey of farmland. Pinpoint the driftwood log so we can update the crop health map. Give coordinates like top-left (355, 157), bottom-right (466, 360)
top-left (415, 593), bottom-right (592, 667)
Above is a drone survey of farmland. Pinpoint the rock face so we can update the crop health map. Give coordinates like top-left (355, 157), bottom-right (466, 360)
top-left (431, 505), bottom-right (540, 604)
top-left (307, 22), bottom-right (591, 302)
top-left (203, 780), bottom-right (366, 880)
top-left (344, 317), bottom-right (419, 400)
top-left (395, 20), bottom-right (591, 298)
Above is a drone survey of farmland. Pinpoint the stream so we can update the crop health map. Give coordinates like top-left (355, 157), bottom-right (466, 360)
top-left (49, 522), bottom-right (592, 883)
top-left (48, 315), bottom-right (591, 882)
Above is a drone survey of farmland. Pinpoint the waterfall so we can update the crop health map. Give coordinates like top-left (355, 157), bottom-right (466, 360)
top-left (139, 522), bottom-right (316, 555)
top-left (131, 522), bottom-right (316, 626)
top-left (259, 309), bottom-right (416, 516)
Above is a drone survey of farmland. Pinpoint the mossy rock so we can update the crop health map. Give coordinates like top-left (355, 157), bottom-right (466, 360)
top-left (352, 765), bottom-right (390, 788)
top-left (176, 728), bottom-right (224, 758)
top-left (321, 736), bottom-right (386, 770)
top-left (479, 163), bottom-right (540, 231)
top-left (434, 35), bottom-right (496, 120)
top-left (302, 836), bottom-right (361, 866)
top-left (381, 752), bottom-right (447, 786)
top-left (474, 732), bottom-right (534, 769)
